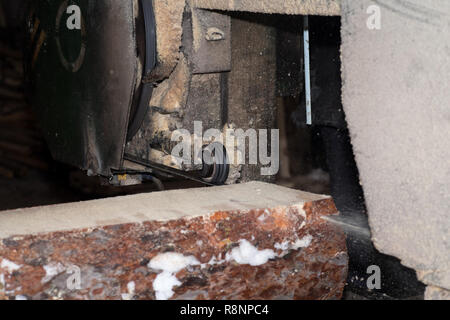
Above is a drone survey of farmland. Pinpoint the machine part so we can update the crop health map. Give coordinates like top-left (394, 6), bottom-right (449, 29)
top-left (127, 83), bottom-right (154, 141)
top-left (200, 142), bottom-right (230, 185)
top-left (183, 8), bottom-right (232, 74)
top-left (295, 16), bottom-right (345, 128)
top-left (206, 27), bottom-right (225, 41)
top-left (127, 0), bottom-right (157, 141)
top-left (116, 9), bottom-right (277, 184)
top-left (109, 171), bottom-right (164, 190)
top-left (309, 16), bottom-right (345, 128)
top-left (191, 0), bottom-right (341, 16)
top-left (341, 0), bottom-right (450, 291)
top-left (110, 173), bottom-right (144, 187)
top-left (125, 142), bottom-right (231, 186)
top-left (140, 0), bottom-right (157, 76)
top-left (143, 174), bottom-right (165, 191)
top-left (26, 0), bottom-right (140, 176)
top-left (303, 16), bottom-right (312, 125)
top-left (124, 153), bottom-right (215, 186)
top-left (226, 13), bottom-right (278, 183)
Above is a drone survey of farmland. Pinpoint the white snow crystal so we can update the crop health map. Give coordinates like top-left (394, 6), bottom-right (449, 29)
top-left (275, 235), bottom-right (313, 253)
top-left (121, 281), bottom-right (136, 300)
top-left (148, 252), bottom-right (200, 274)
top-left (147, 235), bottom-right (313, 300)
top-left (152, 271), bottom-right (182, 300)
top-left (274, 241), bottom-right (290, 251)
top-left (0, 259), bottom-right (21, 273)
top-left (292, 235), bottom-right (313, 249)
top-left (148, 252), bottom-right (200, 300)
top-left (226, 240), bottom-right (276, 266)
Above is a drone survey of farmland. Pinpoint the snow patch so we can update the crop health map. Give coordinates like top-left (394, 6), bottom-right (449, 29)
top-left (274, 241), bottom-right (290, 251)
top-left (148, 235), bottom-right (313, 300)
top-left (226, 240), bottom-right (276, 266)
top-left (153, 271), bottom-right (181, 300)
top-left (148, 252), bottom-right (200, 300)
top-left (275, 235), bottom-right (313, 253)
top-left (149, 252), bottom-right (200, 274)
top-left (15, 295), bottom-right (27, 300)
top-left (0, 259), bottom-right (21, 273)
top-left (292, 235), bottom-right (313, 249)
top-left (121, 281), bottom-right (136, 300)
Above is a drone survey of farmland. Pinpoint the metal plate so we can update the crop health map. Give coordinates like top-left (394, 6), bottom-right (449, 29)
top-left (183, 9), bottom-right (231, 74)
top-left (27, 0), bottom-right (139, 175)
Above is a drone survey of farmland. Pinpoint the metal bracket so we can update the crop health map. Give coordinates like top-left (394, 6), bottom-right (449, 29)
top-left (186, 8), bottom-right (231, 74)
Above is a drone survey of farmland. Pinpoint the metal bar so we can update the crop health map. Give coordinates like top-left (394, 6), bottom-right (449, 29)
top-left (123, 153), bottom-right (215, 186)
top-left (303, 16), bottom-right (312, 125)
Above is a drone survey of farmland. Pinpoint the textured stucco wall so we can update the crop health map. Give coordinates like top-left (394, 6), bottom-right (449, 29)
top-left (341, 0), bottom-right (450, 293)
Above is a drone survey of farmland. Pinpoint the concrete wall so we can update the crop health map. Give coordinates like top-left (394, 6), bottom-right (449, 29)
top-left (191, 0), bottom-right (340, 16)
top-left (341, 0), bottom-right (450, 294)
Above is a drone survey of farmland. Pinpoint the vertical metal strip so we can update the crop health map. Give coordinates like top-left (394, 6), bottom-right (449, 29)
top-left (303, 16), bottom-right (312, 125)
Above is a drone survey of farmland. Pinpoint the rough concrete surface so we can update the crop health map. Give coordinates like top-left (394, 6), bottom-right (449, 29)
top-left (341, 0), bottom-right (450, 291)
top-left (0, 182), bottom-right (347, 300)
top-left (149, 54), bottom-right (190, 115)
top-left (0, 182), bottom-right (328, 238)
top-left (425, 286), bottom-right (450, 300)
top-left (191, 0), bottom-right (341, 16)
top-left (145, 0), bottom-right (185, 82)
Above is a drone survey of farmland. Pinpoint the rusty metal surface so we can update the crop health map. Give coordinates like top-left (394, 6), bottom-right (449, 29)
top-left (27, 0), bottom-right (138, 175)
